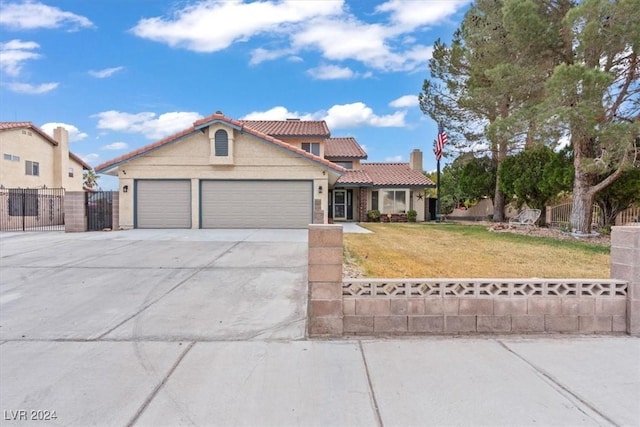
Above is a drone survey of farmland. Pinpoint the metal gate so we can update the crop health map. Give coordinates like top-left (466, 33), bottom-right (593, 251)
top-left (86, 191), bottom-right (113, 231)
top-left (0, 188), bottom-right (65, 231)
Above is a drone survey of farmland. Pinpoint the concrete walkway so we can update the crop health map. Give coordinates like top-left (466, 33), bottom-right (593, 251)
top-left (1, 231), bottom-right (639, 426)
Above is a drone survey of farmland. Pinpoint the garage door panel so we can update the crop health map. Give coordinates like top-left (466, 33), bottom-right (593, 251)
top-left (136, 180), bottom-right (191, 228)
top-left (201, 181), bottom-right (312, 229)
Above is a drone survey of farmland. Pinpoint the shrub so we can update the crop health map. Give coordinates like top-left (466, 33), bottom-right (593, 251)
top-left (367, 209), bottom-right (381, 222)
top-left (407, 210), bottom-right (417, 222)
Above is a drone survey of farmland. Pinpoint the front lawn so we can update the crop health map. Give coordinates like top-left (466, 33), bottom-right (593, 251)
top-left (344, 223), bottom-right (610, 278)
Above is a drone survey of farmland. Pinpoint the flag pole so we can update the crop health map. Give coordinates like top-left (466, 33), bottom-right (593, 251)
top-left (436, 155), bottom-right (441, 222)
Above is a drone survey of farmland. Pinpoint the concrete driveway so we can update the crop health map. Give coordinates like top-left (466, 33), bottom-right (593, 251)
top-left (0, 229), bottom-right (309, 341)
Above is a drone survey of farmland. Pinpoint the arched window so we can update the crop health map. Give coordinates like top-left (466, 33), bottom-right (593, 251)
top-left (214, 129), bottom-right (228, 156)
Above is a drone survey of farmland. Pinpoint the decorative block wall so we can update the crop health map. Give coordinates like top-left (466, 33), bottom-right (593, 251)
top-left (307, 225), bottom-right (638, 337)
top-left (342, 279), bottom-right (628, 335)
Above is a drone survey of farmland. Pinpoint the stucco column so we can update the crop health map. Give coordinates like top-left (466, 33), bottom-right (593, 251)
top-left (611, 226), bottom-right (640, 335)
top-left (308, 224), bottom-right (344, 337)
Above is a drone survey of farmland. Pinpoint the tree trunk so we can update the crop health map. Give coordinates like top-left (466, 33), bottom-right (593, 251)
top-left (570, 171), bottom-right (594, 234)
top-left (493, 180), bottom-right (506, 222)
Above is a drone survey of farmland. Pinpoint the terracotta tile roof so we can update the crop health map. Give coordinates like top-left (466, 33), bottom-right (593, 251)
top-left (337, 163), bottom-right (435, 187)
top-left (239, 119), bottom-right (330, 138)
top-left (95, 113), bottom-right (345, 174)
top-left (336, 170), bottom-right (372, 185)
top-left (324, 137), bottom-right (367, 159)
top-left (0, 121), bottom-right (91, 170)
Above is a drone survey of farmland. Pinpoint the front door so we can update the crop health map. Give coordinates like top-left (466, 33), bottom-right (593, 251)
top-left (334, 190), bottom-right (346, 220)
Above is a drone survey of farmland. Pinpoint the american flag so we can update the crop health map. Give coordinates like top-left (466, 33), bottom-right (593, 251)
top-left (434, 122), bottom-right (447, 161)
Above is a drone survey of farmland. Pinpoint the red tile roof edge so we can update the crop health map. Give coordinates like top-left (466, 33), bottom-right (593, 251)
top-left (95, 113), bottom-right (346, 174)
top-left (0, 121), bottom-right (91, 170)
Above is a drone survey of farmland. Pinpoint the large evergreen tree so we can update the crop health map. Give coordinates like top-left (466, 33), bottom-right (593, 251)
top-left (543, 0), bottom-right (640, 233)
top-left (420, 0), bottom-right (572, 221)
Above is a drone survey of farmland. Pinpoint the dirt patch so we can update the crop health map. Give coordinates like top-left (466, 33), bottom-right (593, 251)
top-left (488, 223), bottom-right (611, 246)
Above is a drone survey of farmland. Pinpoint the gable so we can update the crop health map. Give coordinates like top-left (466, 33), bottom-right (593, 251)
top-left (96, 113), bottom-right (345, 175)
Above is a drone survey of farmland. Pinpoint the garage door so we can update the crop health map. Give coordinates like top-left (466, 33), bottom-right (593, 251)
top-left (201, 180), bottom-right (312, 228)
top-left (136, 180), bottom-right (191, 228)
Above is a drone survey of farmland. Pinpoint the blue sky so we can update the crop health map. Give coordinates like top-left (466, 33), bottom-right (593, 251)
top-left (0, 0), bottom-right (470, 189)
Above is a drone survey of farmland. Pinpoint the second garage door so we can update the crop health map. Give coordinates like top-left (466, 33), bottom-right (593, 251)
top-left (201, 180), bottom-right (312, 228)
top-left (136, 180), bottom-right (191, 228)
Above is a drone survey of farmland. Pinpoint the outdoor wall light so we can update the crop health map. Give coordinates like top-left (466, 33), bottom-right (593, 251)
top-left (123, 185), bottom-right (128, 193)
top-left (318, 185), bottom-right (323, 194)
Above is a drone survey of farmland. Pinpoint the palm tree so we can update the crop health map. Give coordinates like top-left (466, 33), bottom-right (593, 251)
top-left (83, 169), bottom-right (99, 189)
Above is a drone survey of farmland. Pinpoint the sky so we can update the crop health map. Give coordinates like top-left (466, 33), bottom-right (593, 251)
top-left (0, 0), bottom-right (471, 189)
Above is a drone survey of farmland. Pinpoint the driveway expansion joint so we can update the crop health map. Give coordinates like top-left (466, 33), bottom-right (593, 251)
top-left (496, 339), bottom-right (619, 427)
top-left (126, 341), bottom-right (196, 427)
top-left (358, 340), bottom-right (384, 427)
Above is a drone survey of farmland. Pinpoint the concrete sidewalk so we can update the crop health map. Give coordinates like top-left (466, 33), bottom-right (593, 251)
top-left (1, 337), bottom-right (638, 426)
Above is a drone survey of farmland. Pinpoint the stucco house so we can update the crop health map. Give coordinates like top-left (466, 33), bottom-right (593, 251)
top-left (95, 112), bottom-right (434, 229)
top-left (0, 122), bottom-right (90, 190)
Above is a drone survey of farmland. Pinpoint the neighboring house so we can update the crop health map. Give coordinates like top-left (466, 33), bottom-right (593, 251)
top-left (0, 122), bottom-right (90, 190)
top-left (95, 112), bottom-right (434, 229)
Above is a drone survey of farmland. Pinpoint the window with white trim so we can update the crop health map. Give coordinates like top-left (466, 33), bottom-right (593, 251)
top-left (25, 160), bottom-right (39, 176)
top-left (382, 190), bottom-right (406, 214)
top-left (301, 142), bottom-right (320, 156)
top-left (68, 167), bottom-right (74, 177)
top-left (3, 153), bottom-right (20, 161)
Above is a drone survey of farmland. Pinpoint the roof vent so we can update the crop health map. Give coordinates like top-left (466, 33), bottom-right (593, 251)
top-left (286, 118), bottom-right (301, 121)
top-left (215, 110), bottom-right (223, 115)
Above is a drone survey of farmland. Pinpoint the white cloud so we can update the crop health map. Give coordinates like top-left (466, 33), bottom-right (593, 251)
top-left (324, 102), bottom-right (406, 129)
top-left (92, 110), bottom-right (203, 140)
top-left (131, 0), bottom-right (342, 53)
top-left (89, 66), bottom-right (124, 78)
top-left (0, 1), bottom-right (94, 31)
top-left (81, 153), bottom-right (100, 164)
top-left (6, 82), bottom-right (58, 94)
top-left (306, 64), bottom-right (373, 80)
top-left (375, 0), bottom-right (470, 33)
top-left (241, 106), bottom-right (316, 121)
top-left (0, 39), bottom-right (41, 77)
top-left (384, 155), bottom-right (403, 162)
top-left (389, 95), bottom-right (419, 108)
top-left (130, 0), bottom-right (468, 73)
top-left (307, 64), bottom-right (355, 80)
top-left (242, 102), bottom-right (406, 129)
top-left (101, 142), bottom-right (129, 150)
top-left (41, 122), bottom-right (88, 142)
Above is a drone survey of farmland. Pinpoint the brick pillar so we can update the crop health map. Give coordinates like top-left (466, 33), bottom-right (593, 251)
top-left (611, 226), bottom-right (640, 335)
top-left (111, 191), bottom-right (120, 230)
top-left (359, 187), bottom-right (367, 222)
top-left (64, 191), bottom-right (87, 232)
top-left (308, 224), bottom-right (344, 337)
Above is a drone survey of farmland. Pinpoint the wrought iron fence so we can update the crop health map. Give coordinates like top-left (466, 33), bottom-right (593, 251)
top-left (86, 191), bottom-right (113, 231)
top-left (0, 188), bottom-right (65, 231)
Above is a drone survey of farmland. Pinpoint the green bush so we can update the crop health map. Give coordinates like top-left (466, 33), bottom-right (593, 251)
top-left (407, 210), bottom-right (417, 222)
top-left (367, 209), bottom-right (381, 222)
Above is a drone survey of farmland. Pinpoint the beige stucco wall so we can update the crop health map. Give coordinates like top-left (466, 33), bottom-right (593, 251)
top-left (0, 128), bottom-right (85, 190)
top-left (278, 136), bottom-right (325, 158)
top-left (115, 124), bottom-right (330, 229)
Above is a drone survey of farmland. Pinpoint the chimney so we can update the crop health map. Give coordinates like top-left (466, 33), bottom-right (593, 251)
top-left (52, 127), bottom-right (69, 187)
top-left (409, 149), bottom-right (423, 171)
